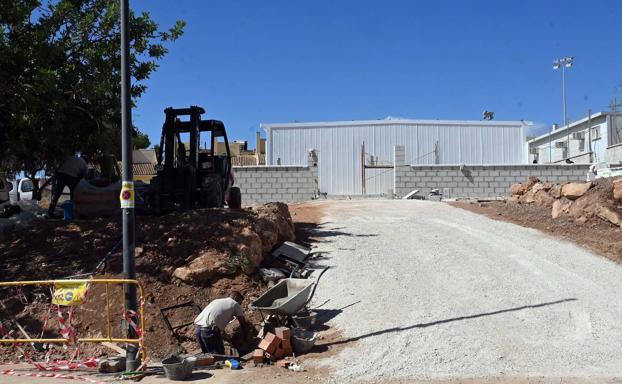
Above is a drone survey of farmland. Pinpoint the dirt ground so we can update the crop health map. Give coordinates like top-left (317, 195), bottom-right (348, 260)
top-left (0, 200), bottom-right (348, 383)
top-left (0, 203), bottom-right (294, 362)
top-left (450, 199), bottom-right (622, 264)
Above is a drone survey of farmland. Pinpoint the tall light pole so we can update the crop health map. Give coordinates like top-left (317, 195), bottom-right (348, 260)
top-left (120, 0), bottom-right (138, 371)
top-left (553, 56), bottom-right (573, 159)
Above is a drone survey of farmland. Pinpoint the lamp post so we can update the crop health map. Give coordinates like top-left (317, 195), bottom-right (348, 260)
top-left (553, 56), bottom-right (573, 159)
top-left (120, 0), bottom-right (138, 371)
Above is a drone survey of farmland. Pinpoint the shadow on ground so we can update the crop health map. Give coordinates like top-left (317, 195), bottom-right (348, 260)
top-left (312, 298), bottom-right (577, 351)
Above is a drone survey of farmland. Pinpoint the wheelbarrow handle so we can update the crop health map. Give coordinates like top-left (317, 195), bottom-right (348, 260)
top-left (303, 266), bottom-right (330, 308)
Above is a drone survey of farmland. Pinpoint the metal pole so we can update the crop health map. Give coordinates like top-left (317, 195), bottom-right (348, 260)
top-left (361, 142), bottom-right (366, 195)
top-left (587, 109), bottom-right (592, 163)
top-left (549, 125), bottom-right (553, 164)
top-left (562, 65), bottom-right (569, 158)
top-left (120, 0), bottom-right (138, 371)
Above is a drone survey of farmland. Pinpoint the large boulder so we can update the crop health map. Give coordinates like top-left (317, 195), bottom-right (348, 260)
top-left (561, 182), bottom-right (592, 200)
top-left (531, 182), bottom-right (547, 194)
top-left (233, 227), bottom-right (264, 271)
top-left (522, 190), bottom-right (536, 204)
top-left (172, 250), bottom-right (237, 285)
top-left (614, 178), bottom-right (622, 201)
top-left (549, 184), bottom-right (563, 199)
top-left (510, 183), bottom-right (527, 196)
top-left (534, 190), bottom-right (555, 207)
top-left (596, 205), bottom-right (621, 227)
top-left (551, 198), bottom-right (572, 219)
top-left (525, 176), bottom-right (540, 189)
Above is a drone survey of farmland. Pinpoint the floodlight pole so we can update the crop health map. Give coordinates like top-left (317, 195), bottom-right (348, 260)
top-left (553, 56), bottom-right (573, 159)
top-left (121, 0), bottom-right (138, 371)
top-left (561, 64), bottom-right (568, 126)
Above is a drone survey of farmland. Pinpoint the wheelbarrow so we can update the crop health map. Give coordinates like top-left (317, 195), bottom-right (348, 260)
top-left (250, 267), bottom-right (329, 319)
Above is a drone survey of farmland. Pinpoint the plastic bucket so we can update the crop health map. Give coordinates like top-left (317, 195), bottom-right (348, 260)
top-left (292, 311), bottom-right (317, 329)
top-left (162, 356), bottom-right (195, 381)
top-left (291, 328), bottom-right (317, 354)
top-left (63, 200), bottom-right (74, 221)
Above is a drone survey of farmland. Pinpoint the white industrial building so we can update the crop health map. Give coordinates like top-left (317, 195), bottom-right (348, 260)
top-left (262, 119), bottom-right (530, 195)
top-left (527, 112), bottom-right (622, 165)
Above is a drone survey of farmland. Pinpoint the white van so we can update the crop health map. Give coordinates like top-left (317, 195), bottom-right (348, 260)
top-left (9, 178), bottom-right (34, 202)
top-left (0, 177), bottom-right (10, 203)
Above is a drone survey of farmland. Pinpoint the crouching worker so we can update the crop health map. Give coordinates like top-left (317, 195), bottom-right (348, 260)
top-left (194, 291), bottom-right (247, 354)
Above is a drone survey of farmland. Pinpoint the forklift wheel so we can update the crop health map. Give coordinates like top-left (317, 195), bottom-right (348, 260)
top-left (229, 187), bottom-right (242, 209)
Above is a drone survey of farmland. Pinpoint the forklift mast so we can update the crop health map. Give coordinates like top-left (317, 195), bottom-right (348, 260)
top-left (153, 106), bottom-right (233, 211)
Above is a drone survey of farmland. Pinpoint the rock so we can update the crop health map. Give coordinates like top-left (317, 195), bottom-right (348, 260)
top-left (551, 200), bottom-right (563, 219)
top-left (542, 181), bottom-right (554, 191)
top-left (534, 190), bottom-right (555, 207)
top-left (568, 197), bottom-right (594, 219)
top-left (526, 176), bottom-right (540, 189)
top-left (596, 205), bottom-right (621, 227)
top-left (531, 182), bottom-right (547, 194)
top-left (510, 183), bottom-right (527, 196)
top-left (614, 179), bottom-right (622, 201)
top-left (522, 190), bottom-right (536, 204)
top-left (98, 356), bottom-right (126, 373)
top-left (172, 250), bottom-right (237, 285)
top-left (234, 227), bottom-right (264, 270)
top-left (551, 198), bottom-right (572, 219)
top-left (561, 182), bottom-right (592, 200)
top-left (549, 184), bottom-right (563, 199)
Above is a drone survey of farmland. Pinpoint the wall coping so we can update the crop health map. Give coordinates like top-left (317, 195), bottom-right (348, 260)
top-left (405, 163), bottom-right (590, 169)
top-left (233, 165), bottom-right (310, 170)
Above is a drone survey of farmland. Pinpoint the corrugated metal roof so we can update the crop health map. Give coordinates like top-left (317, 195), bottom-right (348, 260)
top-left (263, 118), bottom-right (530, 129)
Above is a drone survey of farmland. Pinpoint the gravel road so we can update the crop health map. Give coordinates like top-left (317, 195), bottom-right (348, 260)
top-left (309, 200), bottom-right (622, 383)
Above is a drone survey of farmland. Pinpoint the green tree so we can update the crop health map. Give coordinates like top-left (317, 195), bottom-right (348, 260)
top-left (0, 0), bottom-right (184, 191)
top-left (133, 129), bottom-right (151, 149)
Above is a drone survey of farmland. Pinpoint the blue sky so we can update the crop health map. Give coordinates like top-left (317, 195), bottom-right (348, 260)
top-left (132, 0), bottom-right (622, 148)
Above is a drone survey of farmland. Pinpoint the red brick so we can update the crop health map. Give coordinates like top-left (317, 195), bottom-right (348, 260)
top-left (282, 343), bottom-right (293, 357)
top-left (274, 342), bottom-right (285, 359)
top-left (281, 338), bottom-right (291, 350)
top-left (265, 352), bottom-right (277, 361)
top-left (275, 327), bottom-right (291, 341)
top-left (258, 332), bottom-right (279, 355)
top-left (252, 349), bottom-right (264, 364)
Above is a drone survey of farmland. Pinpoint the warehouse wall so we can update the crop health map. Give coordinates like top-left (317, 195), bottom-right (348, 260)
top-left (393, 146), bottom-right (590, 199)
top-left (605, 143), bottom-right (622, 164)
top-left (264, 119), bottom-right (528, 195)
top-left (233, 165), bottom-right (318, 206)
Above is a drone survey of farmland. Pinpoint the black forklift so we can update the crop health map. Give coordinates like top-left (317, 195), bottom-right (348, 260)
top-left (146, 106), bottom-right (241, 213)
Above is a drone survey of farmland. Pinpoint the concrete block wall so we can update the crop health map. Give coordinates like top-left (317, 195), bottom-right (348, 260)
top-left (394, 160), bottom-right (590, 199)
top-left (233, 165), bottom-right (318, 205)
top-left (395, 164), bottom-right (589, 198)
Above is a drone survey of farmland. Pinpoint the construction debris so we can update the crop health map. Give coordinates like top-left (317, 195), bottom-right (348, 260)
top-left (510, 176), bottom-right (621, 228)
top-left (0, 202), bottom-right (296, 360)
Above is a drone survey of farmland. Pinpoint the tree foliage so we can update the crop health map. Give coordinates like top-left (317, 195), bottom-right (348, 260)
top-left (0, 0), bottom-right (185, 180)
top-left (133, 129), bottom-right (150, 149)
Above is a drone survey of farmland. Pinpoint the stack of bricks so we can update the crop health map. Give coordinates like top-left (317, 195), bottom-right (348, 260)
top-left (254, 327), bottom-right (293, 365)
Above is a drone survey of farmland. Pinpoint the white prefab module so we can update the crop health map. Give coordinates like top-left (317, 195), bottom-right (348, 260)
top-left (262, 119), bottom-right (530, 195)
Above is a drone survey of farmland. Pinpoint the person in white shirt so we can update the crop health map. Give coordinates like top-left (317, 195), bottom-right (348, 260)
top-left (47, 155), bottom-right (88, 217)
top-left (194, 291), bottom-right (247, 354)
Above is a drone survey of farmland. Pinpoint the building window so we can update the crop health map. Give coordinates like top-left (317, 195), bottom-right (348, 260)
top-left (591, 125), bottom-right (601, 140)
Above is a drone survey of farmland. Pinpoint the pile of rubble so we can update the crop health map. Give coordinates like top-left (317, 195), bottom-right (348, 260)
top-left (510, 176), bottom-right (622, 228)
top-left (0, 203), bottom-right (297, 359)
